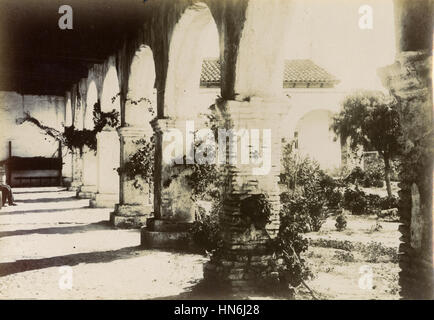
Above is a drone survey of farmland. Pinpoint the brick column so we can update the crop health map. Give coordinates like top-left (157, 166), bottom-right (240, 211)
top-left (203, 97), bottom-right (287, 294)
top-left (110, 126), bottom-right (153, 228)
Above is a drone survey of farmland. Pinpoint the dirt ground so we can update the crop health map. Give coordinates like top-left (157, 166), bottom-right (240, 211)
top-left (0, 187), bottom-right (206, 299)
top-left (0, 187), bottom-right (401, 300)
top-left (296, 211), bottom-right (401, 300)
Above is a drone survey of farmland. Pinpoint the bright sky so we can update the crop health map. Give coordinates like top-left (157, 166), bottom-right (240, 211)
top-left (202, 0), bottom-right (396, 91)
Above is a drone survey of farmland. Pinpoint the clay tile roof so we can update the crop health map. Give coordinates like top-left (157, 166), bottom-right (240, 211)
top-left (200, 59), bottom-right (222, 86)
top-left (283, 59), bottom-right (339, 84)
top-left (200, 58), bottom-right (339, 88)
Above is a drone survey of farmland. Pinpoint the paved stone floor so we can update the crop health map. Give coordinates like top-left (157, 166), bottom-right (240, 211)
top-left (0, 187), bottom-right (206, 299)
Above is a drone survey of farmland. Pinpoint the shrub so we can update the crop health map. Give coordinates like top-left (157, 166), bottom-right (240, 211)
top-left (279, 192), bottom-right (327, 232)
top-left (345, 166), bottom-right (384, 188)
top-left (341, 187), bottom-right (396, 215)
top-left (362, 155), bottom-right (386, 187)
top-left (240, 194), bottom-right (272, 228)
top-left (333, 250), bottom-right (354, 262)
top-left (280, 141), bottom-right (333, 231)
top-left (267, 192), bottom-right (313, 288)
top-left (189, 213), bottom-right (222, 254)
top-left (335, 214), bottom-right (347, 231)
top-left (344, 166), bottom-right (366, 185)
top-left (184, 157), bottom-right (224, 253)
top-left (318, 173), bottom-right (343, 209)
top-left (378, 195), bottom-right (399, 210)
top-left (362, 241), bottom-right (399, 263)
top-left (342, 187), bottom-right (369, 215)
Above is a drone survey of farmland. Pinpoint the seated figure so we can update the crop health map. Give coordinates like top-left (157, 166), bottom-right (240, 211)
top-left (0, 169), bottom-right (16, 206)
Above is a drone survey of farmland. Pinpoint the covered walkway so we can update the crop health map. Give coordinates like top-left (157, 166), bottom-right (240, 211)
top-left (0, 187), bottom-right (205, 299)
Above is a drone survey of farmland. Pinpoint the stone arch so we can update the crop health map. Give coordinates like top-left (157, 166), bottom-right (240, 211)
top-left (63, 93), bottom-right (74, 185)
top-left (65, 94), bottom-right (73, 127)
top-left (111, 45), bottom-right (157, 215)
top-left (164, 2), bottom-right (220, 117)
top-left (233, 0), bottom-right (292, 100)
top-left (101, 64), bottom-right (121, 113)
top-left (126, 45), bottom-right (156, 129)
top-left (284, 100), bottom-right (341, 138)
top-left (78, 80), bottom-right (99, 199)
top-left (294, 108), bottom-right (341, 170)
top-left (84, 81), bottom-right (98, 129)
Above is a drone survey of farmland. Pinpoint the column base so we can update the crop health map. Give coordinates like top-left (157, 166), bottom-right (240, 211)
top-left (140, 218), bottom-right (193, 250)
top-left (110, 204), bottom-right (153, 229)
top-left (68, 181), bottom-right (82, 192)
top-left (203, 250), bottom-right (287, 296)
top-left (77, 185), bottom-right (97, 199)
top-left (89, 193), bottom-right (118, 208)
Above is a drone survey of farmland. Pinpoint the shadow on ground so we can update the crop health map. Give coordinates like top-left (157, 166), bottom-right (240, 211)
top-left (0, 220), bottom-right (115, 238)
top-left (16, 197), bottom-right (81, 204)
top-left (0, 206), bottom-right (90, 216)
top-left (13, 189), bottom-right (68, 195)
top-left (0, 245), bottom-right (142, 277)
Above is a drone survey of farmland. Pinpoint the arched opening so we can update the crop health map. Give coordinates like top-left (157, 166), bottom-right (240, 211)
top-left (157, 2), bottom-right (220, 223)
top-left (85, 81), bottom-right (98, 129)
top-left (74, 93), bottom-right (84, 131)
top-left (126, 45), bottom-right (156, 129)
top-left (63, 95), bottom-right (73, 185)
top-left (102, 66), bottom-right (121, 113)
top-left (294, 109), bottom-right (340, 170)
top-left (164, 2), bottom-right (220, 118)
top-left (93, 64), bottom-right (120, 207)
top-left (113, 45), bottom-right (157, 214)
top-left (65, 96), bottom-right (73, 127)
top-left (79, 81), bottom-right (98, 198)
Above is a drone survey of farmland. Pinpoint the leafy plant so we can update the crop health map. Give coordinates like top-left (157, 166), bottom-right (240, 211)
top-left (362, 241), bottom-right (398, 263)
top-left (280, 141), bottom-right (332, 231)
top-left (362, 156), bottom-right (385, 187)
top-left (342, 187), bottom-right (369, 215)
top-left (189, 213), bottom-right (223, 254)
top-left (240, 194), bottom-right (272, 229)
top-left (335, 214), bottom-right (347, 231)
top-left (344, 165), bottom-right (384, 188)
top-left (266, 192), bottom-right (314, 289)
top-left (117, 137), bottom-right (155, 188)
top-left (333, 250), bottom-right (354, 262)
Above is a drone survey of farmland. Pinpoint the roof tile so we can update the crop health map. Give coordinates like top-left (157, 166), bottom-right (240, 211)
top-left (200, 58), bottom-right (339, 87)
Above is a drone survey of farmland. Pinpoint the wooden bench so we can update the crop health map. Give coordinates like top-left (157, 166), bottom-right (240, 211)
top-left (15, 176), bottom-right (60, 187)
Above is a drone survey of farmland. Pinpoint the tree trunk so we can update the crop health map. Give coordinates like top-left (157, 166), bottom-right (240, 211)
top-left (384, 155), bottom-right (392, 198)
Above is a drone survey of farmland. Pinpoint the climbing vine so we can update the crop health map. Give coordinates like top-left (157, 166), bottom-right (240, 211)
top-left (114, 95), bottom-right (156, 187)
top-left (117, 137), bottom-right (155, 189)
top-left (18, 99), bottom-right (119, 155)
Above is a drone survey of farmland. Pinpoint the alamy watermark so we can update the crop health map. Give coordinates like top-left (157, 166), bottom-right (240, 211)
top-left (58, 266), bottom-right (73, 290)
top-left (162, 120), bottom-right (272, 175)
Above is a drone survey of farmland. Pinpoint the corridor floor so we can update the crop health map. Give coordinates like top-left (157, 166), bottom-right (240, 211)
top-left (0, 187), bottom-right (206, 299)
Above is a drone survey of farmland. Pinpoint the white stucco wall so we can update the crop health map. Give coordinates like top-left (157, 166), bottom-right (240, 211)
top-left (0, 91), bottom-right (65, 161)
top-left (197, 87), bottom-right (346, 171)
top-left (295, 109), bottom-right (341, 170)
